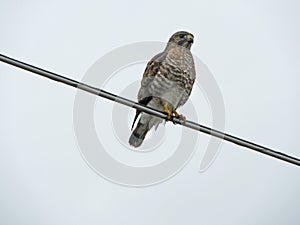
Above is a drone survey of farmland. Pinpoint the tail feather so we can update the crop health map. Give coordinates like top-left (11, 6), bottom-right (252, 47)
top-left (129, 101), bottom-right (163, 147)
top-left (129, 122), bottom-right (149, 147)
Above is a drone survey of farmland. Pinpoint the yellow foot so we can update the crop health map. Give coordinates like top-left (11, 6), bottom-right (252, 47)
top-left (163, 103), bottom-right (172, 120)
top-left (172, 109), bottom-right (180, 118)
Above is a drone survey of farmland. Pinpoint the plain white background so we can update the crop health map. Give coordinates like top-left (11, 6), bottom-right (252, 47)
top-left (1, 0), bottom-right (299, 224)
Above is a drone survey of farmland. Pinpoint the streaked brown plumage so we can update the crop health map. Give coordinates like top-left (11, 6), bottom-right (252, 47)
top-left (129, 31), bottom-right (196, 147)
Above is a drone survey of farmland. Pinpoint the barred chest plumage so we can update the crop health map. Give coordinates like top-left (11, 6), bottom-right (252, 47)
top-left (155, 45), bottom-right (195, 108)
top-left (163, 45), bottom-right (195, 89)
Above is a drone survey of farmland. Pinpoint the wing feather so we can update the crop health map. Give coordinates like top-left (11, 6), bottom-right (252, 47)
top-left (131, 52), bottom-right (167, 130)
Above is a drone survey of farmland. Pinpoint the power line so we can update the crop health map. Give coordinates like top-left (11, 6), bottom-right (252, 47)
top-left (0, 53), bottom-right (299, 167)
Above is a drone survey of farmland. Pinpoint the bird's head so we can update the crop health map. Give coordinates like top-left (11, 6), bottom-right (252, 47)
top-left (167, 31), bottom-right (194, 49)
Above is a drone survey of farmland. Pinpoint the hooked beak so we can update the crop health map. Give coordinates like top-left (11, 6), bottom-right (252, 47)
top-left (187, 34), bottom-right (194, 43)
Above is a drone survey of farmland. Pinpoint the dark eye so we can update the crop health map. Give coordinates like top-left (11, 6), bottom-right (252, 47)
top-left (179, 34), bottom-right (185, 39)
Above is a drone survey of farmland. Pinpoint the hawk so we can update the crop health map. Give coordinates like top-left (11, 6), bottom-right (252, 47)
top-left (129, 31), bottom-right (196, 147)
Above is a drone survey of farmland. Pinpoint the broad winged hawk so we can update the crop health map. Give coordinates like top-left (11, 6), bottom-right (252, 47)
top-left (129, 31), bottom-right (196, 147)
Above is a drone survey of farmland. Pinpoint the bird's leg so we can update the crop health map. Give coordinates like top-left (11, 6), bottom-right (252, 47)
top-left (163, 103), bottom-right (172, 120)
top-left (172, 109), bottom-right (180, 118)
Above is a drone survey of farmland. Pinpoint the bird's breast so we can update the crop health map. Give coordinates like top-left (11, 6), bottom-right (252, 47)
top-left (166, 47), bottom-right (194, 76)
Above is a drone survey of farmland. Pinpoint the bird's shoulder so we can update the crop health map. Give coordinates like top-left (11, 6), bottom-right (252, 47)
top-left (137, 51), bottom-right (167, 102)
top-left (142, 51), bottom-right (167, 79)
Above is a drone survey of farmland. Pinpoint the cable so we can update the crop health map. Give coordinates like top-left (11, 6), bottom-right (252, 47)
top-left (0, 53), bottom-right (299, 167)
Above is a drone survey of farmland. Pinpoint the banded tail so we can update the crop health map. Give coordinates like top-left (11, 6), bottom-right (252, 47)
top-left (129, 121), bottom-right (150, 147)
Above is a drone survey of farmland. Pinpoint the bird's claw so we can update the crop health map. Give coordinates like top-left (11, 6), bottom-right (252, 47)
top-left (172, 109), bottom-right (186, 124)
top-left (173, 114), bottom-right (186, 125)
top-left (162, 105), bottom-right (186, 124)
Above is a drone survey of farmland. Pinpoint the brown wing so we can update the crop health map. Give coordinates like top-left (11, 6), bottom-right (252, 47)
top-left (137, 52), bottom-right (167, 102)
top-left (131, 51), bottom-right (167, 130)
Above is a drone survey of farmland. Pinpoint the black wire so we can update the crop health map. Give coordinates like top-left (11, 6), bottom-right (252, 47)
top-left (0, 53), bottom-right (299, 167)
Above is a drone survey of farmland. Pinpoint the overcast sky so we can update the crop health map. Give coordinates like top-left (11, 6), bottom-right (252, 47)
top-left (1, 0), bottom-right (300, 225)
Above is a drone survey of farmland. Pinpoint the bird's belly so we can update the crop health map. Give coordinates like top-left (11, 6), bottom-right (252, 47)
top-left (149, 74), bottom-right (187, 109)
top-left (161, 86), bottom-right (185, 109)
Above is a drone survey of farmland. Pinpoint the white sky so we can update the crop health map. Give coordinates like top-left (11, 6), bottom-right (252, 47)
top-left (0, 0), bottom-right (300, 224)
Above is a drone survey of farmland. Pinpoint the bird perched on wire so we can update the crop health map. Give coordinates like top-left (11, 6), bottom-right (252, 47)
top-left (129, 31), bottom-right (196, 147)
